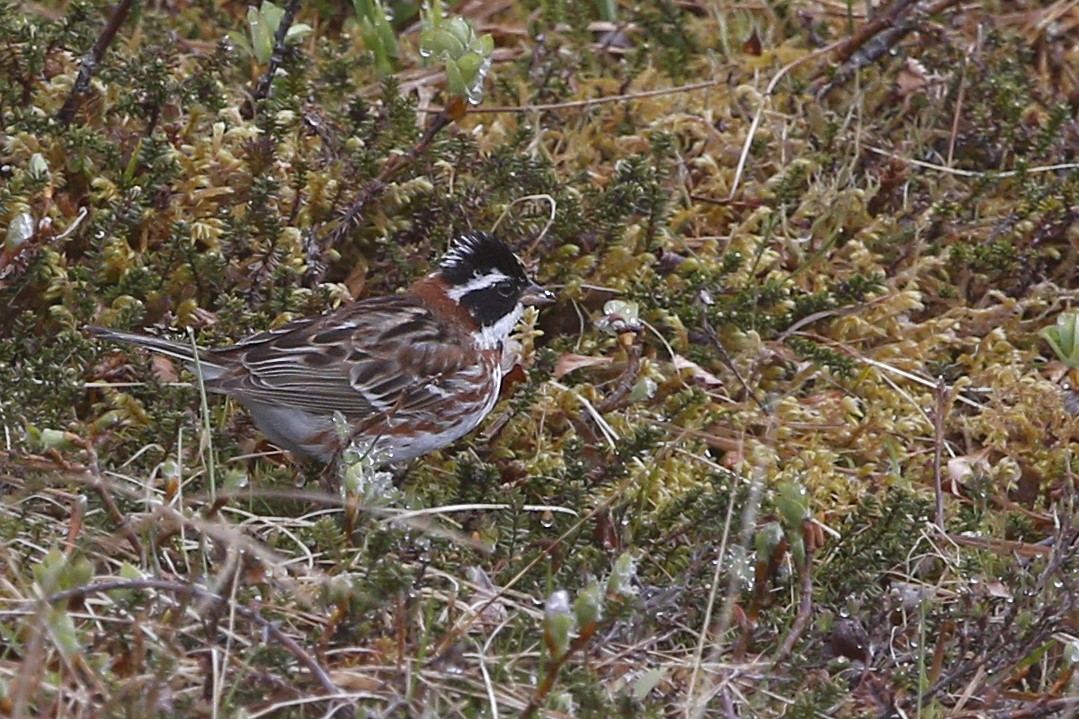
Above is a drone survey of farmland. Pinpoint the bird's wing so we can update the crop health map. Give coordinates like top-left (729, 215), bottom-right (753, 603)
top-left (208, 296), bottom-right (480, 419)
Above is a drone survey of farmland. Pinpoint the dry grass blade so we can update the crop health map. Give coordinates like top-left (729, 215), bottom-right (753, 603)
top-left (5, 0), bottom-right (1079, 714)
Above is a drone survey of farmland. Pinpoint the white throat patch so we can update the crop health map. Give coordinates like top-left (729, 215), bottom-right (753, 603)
top-left (473, 303), bottom-right (523, 350)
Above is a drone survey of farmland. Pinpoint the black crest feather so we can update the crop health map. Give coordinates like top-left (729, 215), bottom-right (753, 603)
top-left (437, 232), bottom-right (527, 285)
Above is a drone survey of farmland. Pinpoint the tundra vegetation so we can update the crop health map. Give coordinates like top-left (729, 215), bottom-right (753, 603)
top-left (2, 0), bottom-right (1079, 716)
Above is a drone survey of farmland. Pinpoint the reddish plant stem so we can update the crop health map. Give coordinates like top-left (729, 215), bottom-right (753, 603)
top-left (243, 0), bottom-right (305, 117)
top-left (56, 0), bottom-right (136, 126)
top-left (519, 622), bottom-right (598, 719)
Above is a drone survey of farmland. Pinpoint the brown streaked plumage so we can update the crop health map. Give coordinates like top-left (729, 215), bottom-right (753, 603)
top-left (89, 232), bottom-right (553, 463)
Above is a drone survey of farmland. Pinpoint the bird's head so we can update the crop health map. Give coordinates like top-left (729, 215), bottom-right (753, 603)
top-left (435, 232), bottom-right (553, 347)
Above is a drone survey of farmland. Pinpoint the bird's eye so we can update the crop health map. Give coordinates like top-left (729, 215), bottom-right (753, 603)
top-left (496, 282), bottom-right (515, 298)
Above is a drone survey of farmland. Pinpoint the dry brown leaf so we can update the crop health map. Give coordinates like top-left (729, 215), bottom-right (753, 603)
top-left (743, 28), bottom-right (762, 56)
top-left (946, 447), bottom-right (992, 491)
top-left (554, 352), bottom-right (613, 379)
top-left (150, 355), bottom-right (180, 383)
top-left (329, 670), bottom-right (383, 692)
top-left (672, 354), bottom-right (724, 387)
top-left (345, 260), bottom-right (368, 299)
top-left (896, 58), bottom-right (935, 96)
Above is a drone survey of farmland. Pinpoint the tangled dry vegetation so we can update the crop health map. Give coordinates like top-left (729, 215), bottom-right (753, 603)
top-left (4, 0), bottom-right (1079, 715)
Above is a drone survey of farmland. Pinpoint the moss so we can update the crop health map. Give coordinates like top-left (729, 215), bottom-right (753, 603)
top-left (4, 0), bottom-right (1079, 715)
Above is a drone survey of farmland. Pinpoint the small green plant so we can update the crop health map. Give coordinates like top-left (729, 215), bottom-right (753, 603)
top-left (33, 549), bottom-right (95, 662)
top-left (231, 0), bottom-right (312, 64)
top-left (523, 554), bottom-right (639, 717)
top-left (334, 412), bottom-right (400, 507)
top-left (1040, 312), bottom-right (1079, 370)
top-left (418, 0), bottom-right (494, 104)
top-left (775, 480), bottom-right (811, 566)
top-left (544, 590), bottom-right (575, 660)
top-left (594, 0), bottom-right (618, 22)
top-left (354, 0), bottom-right (399, 76)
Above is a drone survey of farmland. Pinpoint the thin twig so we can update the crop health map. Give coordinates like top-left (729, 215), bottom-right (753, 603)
top-left (771, 523), bottom-right (816, 665)
top-left (463, 78), bottom-right (725, 113)
top-left (595, 336), bottom-right (643, 413)
top-left (726, 42), bottom-right (842, 201)
top-left (56, 0), bottom-right (136, 126)
top-left (946, 49), bottom-right (970, 167)
top-left (519, 623), bottom-right (597, 719)
top-left (829, 0), bottom-right (919, 65)
top-left (914, 518), bottom-right (1079, 710)
top-left (684, 466), bottom-right (743, 718)
top-left (864, 146), bottom-right (1079, 178)
top-left (429, 483), bottom-right (626, 661)
top-left (932, 376), bottom-right (952, 530)
top-left (243, 0), bottom-right (305, 117)
top-left (323, 96), bottom-right (466, 252)
top-left (816, 0), bottom-right (963, 96)
top-left (47, 436), bottom-right (144, 557)
top-left (700, 313), bottom-right (766, 412)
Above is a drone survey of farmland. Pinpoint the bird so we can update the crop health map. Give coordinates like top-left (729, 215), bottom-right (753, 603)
top-left (89, 232), bottom-right (554, 464)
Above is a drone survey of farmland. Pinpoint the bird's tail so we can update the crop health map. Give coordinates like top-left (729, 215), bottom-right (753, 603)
top-left (87, 326), bottom-right (227, 379)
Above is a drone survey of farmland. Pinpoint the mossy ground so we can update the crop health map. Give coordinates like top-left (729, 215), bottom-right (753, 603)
top-left (3, 0), bottom-right (1079, 716)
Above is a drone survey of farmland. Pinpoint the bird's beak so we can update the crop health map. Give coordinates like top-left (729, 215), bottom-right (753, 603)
top-left (521, 281), bottom-right (555, 307)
